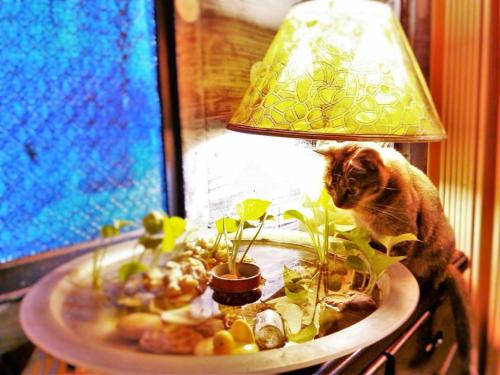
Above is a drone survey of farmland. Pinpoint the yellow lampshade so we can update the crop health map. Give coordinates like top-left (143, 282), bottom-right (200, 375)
top-left (228, 0), bottom-right (446, 142)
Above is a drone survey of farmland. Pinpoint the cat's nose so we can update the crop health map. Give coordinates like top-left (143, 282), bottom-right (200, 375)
top-left (325, 189), bottom-right (340, 207)
top-left (335, 192), bottom-right (347, 208)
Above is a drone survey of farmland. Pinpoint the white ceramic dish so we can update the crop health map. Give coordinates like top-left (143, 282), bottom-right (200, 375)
top-left (20, 231), bottom-right (419, 374)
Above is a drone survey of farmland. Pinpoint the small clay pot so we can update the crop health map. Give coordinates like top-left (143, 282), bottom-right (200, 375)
top-left (209, 263), bottom-right (261, 293)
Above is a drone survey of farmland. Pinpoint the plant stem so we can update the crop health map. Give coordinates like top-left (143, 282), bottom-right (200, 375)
top-left (313, 265), bottom-right (323, 323)
top-left (98, 247), bottom-right (106, 270)
top-left (365, 272), bottom-right (378, 295)
top-left (151, 246), bottom-right (162, 268)
top-left (323, 207), bottom-right (329, 264)
top-left (222, 217), bottom-right (230, 264)
top-left (151, 252), bottom-right (159, 268)
top-left (232, 220), bottom-right (243, 258)
top-left (349, 269), bottom-right (356, 289)
top-left (311, 205), bottom-right (323, 262)
top-left (234, 225), bottom-right (243, 266)
top-left (361, 272), bottom-right (367, 291)
top-left (310, 270), bottom-right (320, 282)
top-left (137, 245), bottom-right (146, 263)
top-left (213, 232), bottom-right (222, 251)
top-left (239, 216), bottom-right (265, 263)
top-left (323, 263), bottom-right (329, 296)
top-left (222, 217), bottom-right (238, 276)
top-left (356, 251), bottom-right (374, 294)
top-left (306, 228), bottom-right (320, 255)
top-left (92, 248), bottom-right (100, 288)
top-left (312, 263), bottom-right (328, 324)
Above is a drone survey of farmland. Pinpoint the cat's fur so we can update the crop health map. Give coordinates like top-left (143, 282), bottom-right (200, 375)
top-left (318, 142), bottom-right (471, 373)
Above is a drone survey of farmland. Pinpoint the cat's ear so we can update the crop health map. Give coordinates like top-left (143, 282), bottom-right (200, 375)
top-left (313, 147), bottom-right (330, 156)
top-left (314, 141), bottom-right (341, 156)
top-left (353, 148), bottom-right (383, 172)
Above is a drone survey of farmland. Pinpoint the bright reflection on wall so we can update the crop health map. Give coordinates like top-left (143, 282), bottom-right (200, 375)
top-left (185, 129), bottom-right (325, 227)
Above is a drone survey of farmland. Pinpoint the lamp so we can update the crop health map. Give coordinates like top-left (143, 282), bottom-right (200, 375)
top-left (227, 0), bottom-right (446, 142)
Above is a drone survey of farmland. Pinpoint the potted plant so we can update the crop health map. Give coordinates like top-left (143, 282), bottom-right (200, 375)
top-left (277, 188), bottom-right (417, 342)
top-left (208, 198), bottom-right (273, 303)
top-left (91, 210), bottom-right (186, 289)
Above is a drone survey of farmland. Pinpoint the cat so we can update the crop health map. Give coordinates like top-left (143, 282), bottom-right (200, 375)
top-left (316, 141), bottom-right (471, 374)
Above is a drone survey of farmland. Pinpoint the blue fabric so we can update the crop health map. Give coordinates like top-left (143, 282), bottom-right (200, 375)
top-left (0, 1), bottom-right (165, 262)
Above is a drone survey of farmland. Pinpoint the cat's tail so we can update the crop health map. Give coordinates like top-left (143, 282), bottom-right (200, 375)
top-left (444, 263), bottom-right (471, 374)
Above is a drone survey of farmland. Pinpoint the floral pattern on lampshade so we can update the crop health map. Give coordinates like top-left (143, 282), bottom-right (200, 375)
top-left (229, 0), bottom-right (446, 141)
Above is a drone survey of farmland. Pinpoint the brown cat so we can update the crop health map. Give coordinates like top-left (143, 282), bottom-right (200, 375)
top-left (317, 141), bottom-right (471, 373)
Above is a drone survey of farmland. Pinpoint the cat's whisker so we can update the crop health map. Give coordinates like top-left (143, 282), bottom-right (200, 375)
top-left (369, 203), bottom-right (406, 214)
top-left (369, 206), bottom-right (408, 219)
top-left (367, 206), bottom-right (407, 224)
top-left (382, 186), bottom-right (399, 191)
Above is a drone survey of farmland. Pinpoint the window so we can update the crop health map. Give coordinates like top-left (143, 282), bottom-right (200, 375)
top-left (0, 1), bottom-right (166, 262)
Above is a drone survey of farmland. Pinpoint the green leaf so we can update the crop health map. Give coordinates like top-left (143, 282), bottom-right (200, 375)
top-left (334, 224), bottom-right (357, 232)
top-left (344, 227), bottom-right (372, 242)
top-left (303, 189), bottom-right (336, 215)
top-left (169, 216), bottom-right (186, 238)
top-left (329, 208), bottom-right (356, 225)
top-left (161, 216), bottom-right (186, 253)
top-left (302, 299), bottom-right (319, 327)
top-left (283, 209), bottom-right (307, 225)
top-left (287, 323), bottom-right (318, 343)
top-left (283, 265), bottom-right (302, 283)
top-left (371, 253), bottom-right (406, 276)
top-left (343, 241), bottom-right (359, 254)
top-left (100, 225), bottom-right (120, 239)
top-left (310, 209), bottom-right (326, 228)
top-left (263, 214), bottom-right (275, 221)
top-left (318, 188), bottom-right (332, 207)
top-left (329, 239), bottom-right (347, 256)
top-left (274, 302), bottom-right (303, 334)
top-left (304, 217), bottom-right (320, 234)
top-left (162, 230), bottom-right (175, 253)
top-left (302, 194), bottom-right (319, 208)
top-left (325, 223), bottom-right (337, 234)
top-left (346, 255), bottom-right (367, 272)
top-left (138, 234), bottom-right (162, 249)
top-left (235, 199), bottom-right (271, 221)
top-left (357, 242), bottom-right (377, 262)
top-left (340, 229), bottom-right (376, 259)
top-left (242, 220), bottom-right (256, 229)
top-left (215, 217), bottom-right (239, 234)
top-left (378, 233), bottom-right (419, 253)
top-left (113, 220), bottom-right (135, 230)
top-left (319, 305), bottom-right (343, 330)
top-left (283, 266), bottom-right (309, 303)
top-left (143, 211), bottom-right (164, 234)
top-left (118, 260), bottom-right (148, 282)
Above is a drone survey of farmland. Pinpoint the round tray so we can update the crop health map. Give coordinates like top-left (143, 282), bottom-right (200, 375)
top-left (20, 230), bottom-right (419, 374)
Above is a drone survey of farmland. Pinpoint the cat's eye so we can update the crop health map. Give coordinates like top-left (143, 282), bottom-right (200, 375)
top-left (348, 177), bottom-right (357, 184)
top-left (351, 168), bottom-right (366, 176)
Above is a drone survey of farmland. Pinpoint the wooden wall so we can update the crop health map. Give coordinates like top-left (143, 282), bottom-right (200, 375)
top-left (173, 0), bottom-right (324, 227)
top-left (428, 0), bottom-right (499, 372)
top-left (486, 2), bottom-right (500, 372)
top-left (488, 96), bottom-right (500, 374)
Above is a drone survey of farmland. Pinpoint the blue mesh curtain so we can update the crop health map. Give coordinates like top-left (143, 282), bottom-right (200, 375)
top-left (0, 1), bottom-right (165, 262)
